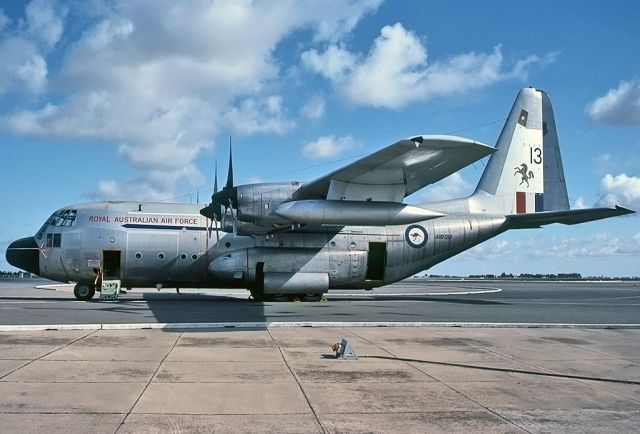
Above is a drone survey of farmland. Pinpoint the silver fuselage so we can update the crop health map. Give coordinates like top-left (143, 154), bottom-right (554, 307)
top-left (29, 200), bottom-right (506, 292)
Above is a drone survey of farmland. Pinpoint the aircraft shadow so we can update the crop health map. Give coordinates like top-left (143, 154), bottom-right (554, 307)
top-left (326, 295), bottom-right (508, 305)
top-left (360, 355), bottom-right (640, 385)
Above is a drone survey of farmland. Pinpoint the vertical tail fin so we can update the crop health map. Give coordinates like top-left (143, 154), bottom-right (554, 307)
top-left (473, 87), bottom-right (569, 214)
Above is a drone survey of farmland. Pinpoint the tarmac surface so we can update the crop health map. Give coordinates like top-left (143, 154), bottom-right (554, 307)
top-left (1, 278), bottom-right (640, 325)
top-left (1, 279), bottom-right (639, 433)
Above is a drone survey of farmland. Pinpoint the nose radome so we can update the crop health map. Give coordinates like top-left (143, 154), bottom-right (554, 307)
top-left (6, 237), bottom-right (40, 275)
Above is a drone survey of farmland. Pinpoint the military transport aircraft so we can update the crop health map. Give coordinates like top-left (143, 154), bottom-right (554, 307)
top-left (6, 87), bottom-right (634, 301)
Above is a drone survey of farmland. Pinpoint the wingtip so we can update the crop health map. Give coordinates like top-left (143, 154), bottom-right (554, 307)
top-left (614, 205), bottom-right (636, 215)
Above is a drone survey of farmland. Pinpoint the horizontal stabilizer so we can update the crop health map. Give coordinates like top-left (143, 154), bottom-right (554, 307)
top-left (507, 205), bottom-right (635, 229)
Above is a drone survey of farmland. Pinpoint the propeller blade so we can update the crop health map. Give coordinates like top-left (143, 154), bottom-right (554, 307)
top-left (214, 160), bottom-right (218, 193)
top-left (210, 137), bottom-right (237, 212)
top-left (230, 200), bottom-right (237, 237)
top-left (225, 134), bottom-right (234, 190)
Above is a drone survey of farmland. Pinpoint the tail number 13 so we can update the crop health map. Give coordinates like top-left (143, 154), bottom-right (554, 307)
top-left (530, 147), bottom-right (542, 164)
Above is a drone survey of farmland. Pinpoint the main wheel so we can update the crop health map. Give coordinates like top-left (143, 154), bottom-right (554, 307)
top-left (302, 293), bottom-right (324, 302)
top-left (74, 283), bottom-right (95, 301)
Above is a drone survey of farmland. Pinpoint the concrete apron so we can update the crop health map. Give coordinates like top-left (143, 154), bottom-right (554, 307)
top-left (0, 327), bottom-right (639, 433)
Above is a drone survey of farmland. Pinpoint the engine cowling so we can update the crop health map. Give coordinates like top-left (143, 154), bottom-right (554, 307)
top-left (235, 182), bottom-right (301, 225)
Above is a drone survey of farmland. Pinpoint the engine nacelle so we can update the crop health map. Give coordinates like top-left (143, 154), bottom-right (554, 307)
top-left (235, 182), bottom-right (302, 225)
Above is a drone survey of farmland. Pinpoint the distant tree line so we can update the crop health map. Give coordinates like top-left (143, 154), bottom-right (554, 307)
top-left (424, 273), bottom-right (639, 280)
top-left (0, 271), bottom-right (37, 279)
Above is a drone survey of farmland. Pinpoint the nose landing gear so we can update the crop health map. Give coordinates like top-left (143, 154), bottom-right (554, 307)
top-left (73, 283), bottom-right (96, 301)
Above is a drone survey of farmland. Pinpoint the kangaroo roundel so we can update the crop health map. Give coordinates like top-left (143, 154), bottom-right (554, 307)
top-left (405, 225), bottom-right (428, 248)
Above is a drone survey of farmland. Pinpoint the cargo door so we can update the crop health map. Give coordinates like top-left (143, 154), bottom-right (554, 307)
top-left (102, 250), bottom-right (121, 280)
top-left (365, 242), bottom-right (386, 281)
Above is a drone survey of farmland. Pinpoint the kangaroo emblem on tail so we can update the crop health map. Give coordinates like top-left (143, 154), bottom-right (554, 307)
top-left (514, 163), bottom-right (534, 187)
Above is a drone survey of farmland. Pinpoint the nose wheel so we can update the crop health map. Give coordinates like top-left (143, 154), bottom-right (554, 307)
top-left (73, 283), bottom-right (96, 301)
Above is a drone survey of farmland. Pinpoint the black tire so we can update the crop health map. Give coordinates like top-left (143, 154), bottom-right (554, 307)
top-left (302, 293), bottom-right (323, 302)
top-left (74, 284), bottom-right (95, 301)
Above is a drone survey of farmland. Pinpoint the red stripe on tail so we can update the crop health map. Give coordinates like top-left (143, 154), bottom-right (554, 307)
top-left (516, 192), bottom-right (526, 214)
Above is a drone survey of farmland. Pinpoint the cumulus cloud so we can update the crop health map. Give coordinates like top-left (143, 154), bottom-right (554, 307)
top-left (23, 0), bottom-right (67, 48)
top-left (421, 173), bottom-right (473, 202)
top-left (0, 38), bottom-right (47, 94)
top-left (96, 164), bottom-right (205, 202)
top-left (309, 0), bottom-right (383, 42)
top-left (586, 79), bottom-right (640, 125)
top-left (224, 96), bottom-right (295, 136)
top-left (302, 23), bottom-right (554, 109)
top-left (462, 239), bottom-right (521, 261)
top-left (595, 173), bottom-right (640, 210)
top-left (573, 196), bottom-right (586, 210)
top-left (0, 0), bottom-right (380, 199)
top-left (0, 0), bottom-right (65, 96)
top-left (0, 9), bottom-right (9, 31)
top-left (302, 134), bottom-right (359, 159)
top-left (464, 232), bottom-right (640, 262)
top-left (301, 95), bottom-right (326, 119)
top-left (593, 153), bottom-right (616, 175)
top-left (302, 45), bottom-right (358, 83)
top-left (529, 233), bottom-right (640, 258)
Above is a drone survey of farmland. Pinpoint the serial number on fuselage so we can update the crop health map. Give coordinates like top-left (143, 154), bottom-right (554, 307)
top-left (434, 234), bottom-right (453, 240)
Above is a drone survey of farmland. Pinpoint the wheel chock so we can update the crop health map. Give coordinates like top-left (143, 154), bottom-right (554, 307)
top-left (331, 338), bottom-right (358, 360)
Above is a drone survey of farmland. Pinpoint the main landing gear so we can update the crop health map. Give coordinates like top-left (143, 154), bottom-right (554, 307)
top-left (73, 283), bottom-right (96, 301)
top-left (249, 289), bottom-right (326, 302)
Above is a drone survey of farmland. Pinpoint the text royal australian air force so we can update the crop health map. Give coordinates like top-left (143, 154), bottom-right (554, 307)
top-left (88, 215), bottom-right (200, 226)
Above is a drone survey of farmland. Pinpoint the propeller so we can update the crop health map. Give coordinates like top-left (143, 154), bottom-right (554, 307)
top-left (200, 161), bottom-right (221, 242)
top-left (213, 139), bottom-right (237, 209)
top-left (200, 135), bottom-right (238, 238)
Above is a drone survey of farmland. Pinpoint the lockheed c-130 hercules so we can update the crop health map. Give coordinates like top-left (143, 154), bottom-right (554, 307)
top-left (6, 87), bottom-right (635, 301)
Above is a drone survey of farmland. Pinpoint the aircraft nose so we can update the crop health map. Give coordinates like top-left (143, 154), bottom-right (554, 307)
top-left (6, 237), bottom-right (40, 275)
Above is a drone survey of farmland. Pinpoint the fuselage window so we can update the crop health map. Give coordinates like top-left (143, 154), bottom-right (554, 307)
top-left (46, 233), bottom-right (61, 248)
top-left (135, 252), bottom-right (142, 260)
top-left (191, 254), bottom-right (198, 260)
top-left (180, 253), bottom-right (187, 260)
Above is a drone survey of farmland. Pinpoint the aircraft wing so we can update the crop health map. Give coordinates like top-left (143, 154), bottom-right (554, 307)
top-left (507, 205), bottom-right (635, 229)
top-left (294, 135), bottom-right (495, 202)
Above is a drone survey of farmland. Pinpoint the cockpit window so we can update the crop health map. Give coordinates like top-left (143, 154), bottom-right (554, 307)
top-left (35, 209), bottom-right (78, 240)
top-left (52, 209), bottom-right (77, 227)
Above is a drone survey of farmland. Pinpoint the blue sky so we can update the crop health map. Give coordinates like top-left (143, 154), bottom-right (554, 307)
top-left (1, 0), bottom-right (639, 276)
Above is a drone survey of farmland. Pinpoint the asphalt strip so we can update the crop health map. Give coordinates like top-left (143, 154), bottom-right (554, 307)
top-left (34, 284), bottom-right (503, 297)
top-left (1, 321), bottom-right (640, 331)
